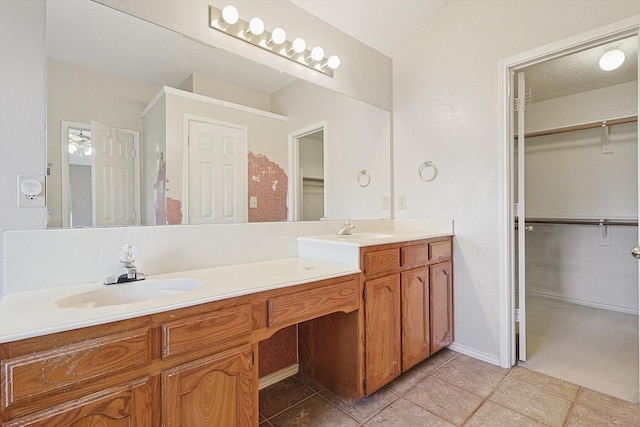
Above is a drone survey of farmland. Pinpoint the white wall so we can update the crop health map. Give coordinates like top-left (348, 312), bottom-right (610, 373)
top-left (0, 0), bottom-right (47, 295)
top-left (392, 0), bottom-right (639, 359)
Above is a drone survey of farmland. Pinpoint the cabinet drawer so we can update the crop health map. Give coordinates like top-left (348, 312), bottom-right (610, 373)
top-left (401, 244), bottom-right (428, 267)
top-left (1, 328), bottom-right (151, 410)
top-left (364, 248), bottom-right (400, 275)
top-left (429, 240), bottom-right (451, 261)
top-left (268, 279), bottom-right (359, 328)
top-left (162, 304), bottom-right (252, 358)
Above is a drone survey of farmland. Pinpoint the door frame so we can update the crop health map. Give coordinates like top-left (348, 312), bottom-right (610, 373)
top-left (182, 113), bottom-right (248, 224)
top-left (498, 16), bottom-right (640, 369)
top-left (287, 121), bottom-right (328, 222)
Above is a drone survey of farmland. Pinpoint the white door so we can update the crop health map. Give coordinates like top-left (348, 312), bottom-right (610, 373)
top-left (91, 120), bottom-right (137, 226)
top-left (187, 119), bottom-right (246, 224)
top-left (516, 72), bottom-right (527, 361)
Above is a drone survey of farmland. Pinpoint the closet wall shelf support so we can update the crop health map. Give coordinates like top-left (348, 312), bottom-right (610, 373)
top-left (517, 218), bottom-right (638, 226)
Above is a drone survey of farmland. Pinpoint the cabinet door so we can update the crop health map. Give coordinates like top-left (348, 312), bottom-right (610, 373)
top-left (3, 377), bottom-right (156, 427)
top-left (365, 274), bottom-right (401, 394)
top-left (430, 261), bottom-right (453, 354)
top-left (162, 343), bottom-right (254, 427)
top-left (401, 267), bottom-right (430, 371)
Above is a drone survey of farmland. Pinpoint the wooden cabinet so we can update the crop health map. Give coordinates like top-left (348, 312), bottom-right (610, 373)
top-left (361, 236), bottom-right (453, 395)
top-left (430, 261), bottom-right (453, 353)
top-left (162, 343), bottom-right (254, 427)
top-left (364, 274), bottom-right (401, 393)
top-left (3, 377), bottom-right (156, 427)
top-left (0, 274), bottom-right (360, 426)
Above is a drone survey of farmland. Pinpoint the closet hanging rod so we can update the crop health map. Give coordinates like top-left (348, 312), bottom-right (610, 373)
top-left (515, 115), bottom-right (637, 139)
top-left (518, 217), bottom-right (638, 226)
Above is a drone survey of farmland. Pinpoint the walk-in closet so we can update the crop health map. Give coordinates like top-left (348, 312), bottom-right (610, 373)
top-left (516, 35), bottom-right (639, 403)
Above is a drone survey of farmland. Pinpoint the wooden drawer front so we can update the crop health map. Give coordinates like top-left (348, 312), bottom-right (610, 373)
top-left (162, 304), bottom-right (252, 358)
top-left (429, 240), bottom-right (451, 261)
top-left (268, 279), bottom-right (359, 328)
top-left (1, 328), bottom-right (151, 410)
top-left (364, 248), bottom-right (400, 275)
top-left (401, 244), bottom-right (428, 267)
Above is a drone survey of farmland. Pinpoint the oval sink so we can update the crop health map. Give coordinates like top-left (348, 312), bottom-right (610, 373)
top-left (55, 278), bottom-right (202, 309)
top-left (339, 233), bottom-right (394, 239)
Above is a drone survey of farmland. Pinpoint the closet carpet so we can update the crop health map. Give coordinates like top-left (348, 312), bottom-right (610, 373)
top-left (523, 293), bottom-right (639, 403)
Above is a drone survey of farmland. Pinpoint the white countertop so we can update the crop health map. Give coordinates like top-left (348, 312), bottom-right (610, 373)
top-left (297, 230), bottom-right (453, 246)
top-left (0, 257), bottom-right (359, 344)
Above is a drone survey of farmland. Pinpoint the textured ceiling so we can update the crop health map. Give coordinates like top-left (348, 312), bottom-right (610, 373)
top-left (290, 0), bottom-right (449, 58)
top-left (524, 36), bottom-right (638, 103)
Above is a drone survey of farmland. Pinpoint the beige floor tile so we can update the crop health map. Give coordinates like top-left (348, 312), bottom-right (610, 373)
top-left (490, 377), bottom-right (572, 427)
top-left (404, 375), bottom-right (483, 425)
top-left (465, 401), bottom-right (548, 427)
top-left (566, 404), bottom-right (640, 427)
top-left (365, 397), bottom-right (455, 427)
top-left (577, 388), bottom-right (640, 424)
top-left (259, 376), bottom-right (316, 419)
top-left (269, 395), bottom-right (360, 427)
top-left (510, 366), bottom-right (580, 401)
top-left (414, 348), bottom-right (458, 374)
top-left (388, 366), bottom-right (428, 395)
top-left (433, 356), bottom-right (509, 397)
top-left (320, 386), bottom-right (399, 423)
top-left (453, 354), bottom-right (507, 374)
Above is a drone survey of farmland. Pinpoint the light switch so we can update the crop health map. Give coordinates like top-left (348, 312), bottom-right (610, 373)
top-left (382, 196), bottom-right (390, 210)
top-left (398, 195), bottom-right (407, 209)
top-left (250, 196), bottom-right (258, 208)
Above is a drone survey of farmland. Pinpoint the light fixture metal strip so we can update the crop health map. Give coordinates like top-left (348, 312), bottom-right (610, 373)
top-left (209, 5), bottom-right (336, 77)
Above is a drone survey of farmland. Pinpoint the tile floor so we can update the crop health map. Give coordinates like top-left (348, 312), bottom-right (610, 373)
top-left (259, 349), bottom-right (640, 426)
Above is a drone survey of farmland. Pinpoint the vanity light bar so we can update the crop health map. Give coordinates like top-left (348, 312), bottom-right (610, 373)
top-left (208, 5), bottom-right (340, 78)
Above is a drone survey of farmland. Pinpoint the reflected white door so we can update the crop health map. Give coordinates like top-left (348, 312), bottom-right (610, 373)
top-left (91, 121), bottom-right (137, 226)
top-left (187, 119), bottom-right (247, 224)
top-left (516, 72), bottom-right (527, 361)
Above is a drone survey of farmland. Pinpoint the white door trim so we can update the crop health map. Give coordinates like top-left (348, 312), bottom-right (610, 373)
top-left (287, 121), bottom-right (328, 222)
top-left (498, 15), bottom-right (640, 369)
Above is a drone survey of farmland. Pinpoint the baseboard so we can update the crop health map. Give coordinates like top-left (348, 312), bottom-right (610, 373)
top-left (526, 290), bottom-right (638, 315)
top-left (448, 342), bottom-right (501, 367)
top-left (258, 363), bottom-right (299, 390)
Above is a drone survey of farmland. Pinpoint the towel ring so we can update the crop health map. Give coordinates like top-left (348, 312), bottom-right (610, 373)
top-left (357, 170), bottom-right (371, 187)
top-left (418, 161), bottom-right (438, 182)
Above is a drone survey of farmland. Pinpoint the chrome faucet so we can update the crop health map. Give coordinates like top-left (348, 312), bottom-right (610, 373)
top-left (104, 244), bottom-right (146, 285)
top-left (337, 219), bottom-right (355, 235)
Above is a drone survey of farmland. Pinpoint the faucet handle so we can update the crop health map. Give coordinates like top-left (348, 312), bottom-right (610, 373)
top-left (119, 243), bottom-right (137, 266)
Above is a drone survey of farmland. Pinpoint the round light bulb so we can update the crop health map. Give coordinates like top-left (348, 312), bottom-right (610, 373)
top-left (248, 17), bottom-right (264, 36)
top-left (327, 55), bottom-right (341, 70)
top-left (292, 37), bottom-right (306, 53)
top-left (599, 49), bottom-right (625, 71)
top-left (68, 142), bottom-right (78, 154)
top-left (84, 146), bottom-right (93, 156)
top-left (311, 46), bottom-right (324, 62)
top-left (221, 5), bottom-right (239, 25)
top-left (271, 27), bottom-right (286, 45)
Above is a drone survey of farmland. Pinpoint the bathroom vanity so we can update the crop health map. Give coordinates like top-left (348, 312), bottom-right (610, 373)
top-left (0, 234), bottom-right (452, 426)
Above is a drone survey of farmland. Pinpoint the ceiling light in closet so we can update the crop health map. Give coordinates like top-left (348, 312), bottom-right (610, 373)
top-left (599, 49), bottom-right (625, 71)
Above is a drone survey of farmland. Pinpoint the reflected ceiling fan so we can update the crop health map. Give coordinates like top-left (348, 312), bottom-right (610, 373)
top-left (68, 129), bottom-right (92, 155)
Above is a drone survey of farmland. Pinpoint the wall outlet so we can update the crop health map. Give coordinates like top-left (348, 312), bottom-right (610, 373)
top-left (398, 195), bottom-right (407, 209)
top-left (249, 196), bottom-right (258, 208)
top-left (17, 174), bottom-right (46, 208)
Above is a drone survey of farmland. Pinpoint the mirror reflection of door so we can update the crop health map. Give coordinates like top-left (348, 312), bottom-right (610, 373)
top-left (288, 123), bottom-right (327, 222)
top-left (186, 118), bottom-right (247, 224)
top-left (60, 120), bottom-right (140, 227)
top-left (299, 130), bottom-right (325, 221)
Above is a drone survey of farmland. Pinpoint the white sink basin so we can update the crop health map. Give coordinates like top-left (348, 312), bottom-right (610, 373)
top-left (339, 233), bottom-right (394, 239)
top-left (55, 279), bottom-right (202, 309)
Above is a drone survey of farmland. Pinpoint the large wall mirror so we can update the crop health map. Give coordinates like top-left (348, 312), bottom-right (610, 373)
top-left (46, 0), bottom-right (391, 228)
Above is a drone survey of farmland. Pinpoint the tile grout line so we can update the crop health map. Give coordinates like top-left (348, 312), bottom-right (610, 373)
top-left (561, 386), bottom-right (583, 427)
top-left (459, 364), bottom-right (517, 426)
